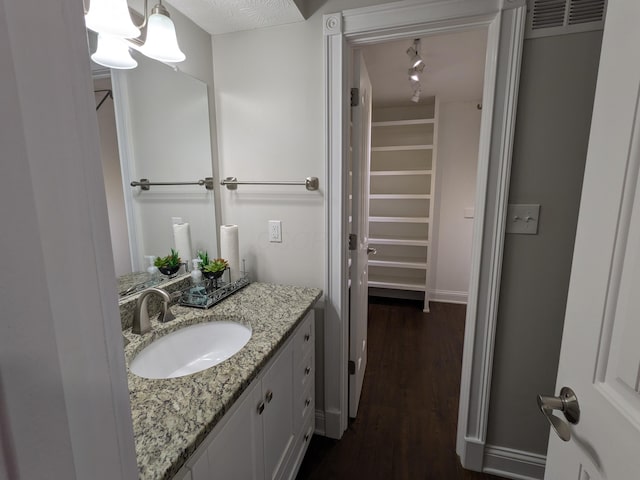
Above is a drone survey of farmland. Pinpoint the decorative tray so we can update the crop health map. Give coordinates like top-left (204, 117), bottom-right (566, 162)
top-left (178, 269), bottom-right (250, 309)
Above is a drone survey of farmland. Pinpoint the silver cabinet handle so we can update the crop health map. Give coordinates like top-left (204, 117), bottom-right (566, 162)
top-left (304, 333), bottom-right (310, 342)
top-left (305, 366), bottom-right (311, 375)
top-left (367, 247), bottom-right (377, 255)
top-left (265, 390), bottom-right (273, 403)
top-left (257, 401), bottom-right (265, 415)
top-left (537, 386), bottom-right (580, 442)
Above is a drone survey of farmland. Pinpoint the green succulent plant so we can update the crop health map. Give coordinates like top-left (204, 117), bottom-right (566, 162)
top-left (202, 258), bottom-right (228, 273)
top-left (154, 248), bottom-right (181, 268)
top-left (197, 250), bottom-right (210, 267)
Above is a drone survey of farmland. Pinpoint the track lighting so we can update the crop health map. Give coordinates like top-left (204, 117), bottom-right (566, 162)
top-left (406, 39), bottom-right (424, 68)
top-left (85, 0), bottom-right (185, 69)
top-left (407, 38), bottom-right (425, 103)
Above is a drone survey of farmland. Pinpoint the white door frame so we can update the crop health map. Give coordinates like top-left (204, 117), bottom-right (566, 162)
top-left (323, 0), bottom-right (526, 470)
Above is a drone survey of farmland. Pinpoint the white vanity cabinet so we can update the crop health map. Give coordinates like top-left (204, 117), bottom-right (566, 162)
top-left (177, 311), bottom-right (315, 480)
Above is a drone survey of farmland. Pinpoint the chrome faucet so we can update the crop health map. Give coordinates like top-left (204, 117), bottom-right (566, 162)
top-left (132, 287), bottom-right (176, 335)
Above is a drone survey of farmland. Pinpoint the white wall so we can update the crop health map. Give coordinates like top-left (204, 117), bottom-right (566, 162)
top-left (211, 1), bottom-right (394, 289)
top-left (486, 30), bottom-right (602, 456)
top-left (1, 0), bottom-right (137, 477)
top-left (95, 77), bottom-right (132, 277)
top-left (431, 101), bottom-right (481, 303)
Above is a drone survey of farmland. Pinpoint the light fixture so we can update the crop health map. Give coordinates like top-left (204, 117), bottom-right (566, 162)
top-left (406, 39), bottom-right (424, 69)
top-left (406, 38), bottom-right (425, 103)
top-left (91, 34), bottom-right (138, 69)
top-left (139, 3), bottom-right (185, 63)
top-left (84, 0), bottom-right (185, 69)
top-left (84, 0), bottom-right (140, 38)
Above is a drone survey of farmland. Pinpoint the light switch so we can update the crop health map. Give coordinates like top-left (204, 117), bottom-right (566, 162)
top-left (506, 204), bottom-right (540, 235)
top-left (464, 207), bottom-right (475, 219)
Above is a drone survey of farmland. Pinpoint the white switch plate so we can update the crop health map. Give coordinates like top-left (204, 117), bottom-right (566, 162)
top-left (269, 220), bottom-right (282, 243)
top-left (464, 207), bottom-right (475, 219)
top-left (506, 204), bottom-right (540, 235)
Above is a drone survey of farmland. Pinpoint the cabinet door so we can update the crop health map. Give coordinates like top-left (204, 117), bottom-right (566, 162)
top-left (262, 340), bottom-right (295, 480)
top-left (204, 380), bottom-right (264, 480)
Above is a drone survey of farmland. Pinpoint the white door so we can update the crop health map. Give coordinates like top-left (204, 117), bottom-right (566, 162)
top-left (544, 2), bottom-right (640, 478)
top-left (349, 50), bottom-right (372, 418)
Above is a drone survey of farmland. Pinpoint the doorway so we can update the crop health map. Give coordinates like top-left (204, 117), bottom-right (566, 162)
top-left (347, 26), bottom-right (489, 419)
top-left (323, 1), bottom-right (527, 470)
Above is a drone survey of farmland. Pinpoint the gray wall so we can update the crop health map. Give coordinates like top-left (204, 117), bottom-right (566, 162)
top-left (486, 31), bottom-right (603, 455)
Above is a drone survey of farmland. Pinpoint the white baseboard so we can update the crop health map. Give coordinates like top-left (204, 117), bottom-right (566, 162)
top-left (430, 289), bottom-right (468, 304)
top-left (314, 409), bottom-right (325, 436)
top-left (483, 445), bottom-right (546, 480)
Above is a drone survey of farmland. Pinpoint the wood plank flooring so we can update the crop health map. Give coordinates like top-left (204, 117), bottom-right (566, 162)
top-left (296, 297), bottom-right (502, 480)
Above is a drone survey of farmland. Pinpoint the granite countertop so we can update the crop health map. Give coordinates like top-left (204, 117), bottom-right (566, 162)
top-left (123, 282), bottom-right (322, 480)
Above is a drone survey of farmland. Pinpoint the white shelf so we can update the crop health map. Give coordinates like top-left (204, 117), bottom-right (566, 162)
top-left (372, 119), bottom-right (435, 127)
top-left (369, 216), bottom-right (428, 223)
top-left (368, 256), bottom-right (427, 269)
top-left (368, 276), bottom-right (426, 292)
top-left (369, 236), bottom-right (429, 247)
top-left (369, 194), bottom-right (430, 200)
top-left (370, 170), bottom-right (431, 176)
top-left (367, 104), bottom-right (439, 311)
top-left (371, 145), bottom-right (433, 152)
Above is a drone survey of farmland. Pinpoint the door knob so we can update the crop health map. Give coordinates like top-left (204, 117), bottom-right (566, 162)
top-left (367, 247), bottom-right (377, 255)
top-left (537, 386), bottom-right (580, 442)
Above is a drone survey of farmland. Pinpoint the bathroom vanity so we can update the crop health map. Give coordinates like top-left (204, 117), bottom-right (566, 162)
top-left (122, 283), bottom-right (321, 480)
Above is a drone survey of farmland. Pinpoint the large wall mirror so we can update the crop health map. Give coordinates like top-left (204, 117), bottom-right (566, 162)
top-left (93, 53), bottom-right (218, 296)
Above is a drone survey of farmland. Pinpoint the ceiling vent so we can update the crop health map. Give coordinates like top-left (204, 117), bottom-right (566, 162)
top-left (526, 0), bottom-right (607, 39)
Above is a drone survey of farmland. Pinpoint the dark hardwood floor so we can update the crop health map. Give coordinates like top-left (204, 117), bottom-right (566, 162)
top-left (296, 297), bottom-right (501, 480)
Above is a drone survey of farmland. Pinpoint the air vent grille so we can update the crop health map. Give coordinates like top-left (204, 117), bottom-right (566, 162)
top-left (568, 0), bottom-right (606, 25)
top-left (526, 0), bottom-right (606, 38)
top-left (531, 0), bottom-right (566, 29)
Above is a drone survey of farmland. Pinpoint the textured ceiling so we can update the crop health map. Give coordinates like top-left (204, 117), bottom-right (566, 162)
top-left (362, 28), bottom-right (488, 107)
top-left (164, 0), bottom-right (305, 35)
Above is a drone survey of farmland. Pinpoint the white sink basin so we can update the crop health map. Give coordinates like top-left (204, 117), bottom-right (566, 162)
top-left (130, 321), bottom-right (251, 379)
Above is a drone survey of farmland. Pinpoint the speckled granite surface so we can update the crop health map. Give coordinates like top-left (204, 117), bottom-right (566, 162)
top-left (123, 282), bottom-right (322, 480)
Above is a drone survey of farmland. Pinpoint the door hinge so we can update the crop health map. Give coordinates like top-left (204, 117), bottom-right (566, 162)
top-left (348, 360), bottom-right (356, 375)
top-left (348, 233), bottom-right (357, 251)
top-left (350, 88), bottom-right (359, 107)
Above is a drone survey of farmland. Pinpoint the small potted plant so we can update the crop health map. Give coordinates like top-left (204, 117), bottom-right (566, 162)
top-left (202, 257), bottom-right (228, 286)
top-left (155, 248), bottom-right (182, 277)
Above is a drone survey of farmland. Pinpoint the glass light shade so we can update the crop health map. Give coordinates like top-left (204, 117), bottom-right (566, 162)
top-left (85, 0), bottom-right (140, 38)
top-left (139, 11), bottom-right (186, 63)
top-left (91, 35), bottom-right (137, 69)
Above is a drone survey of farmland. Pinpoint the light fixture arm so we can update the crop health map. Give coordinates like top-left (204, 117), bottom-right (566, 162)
top-left (133, 0), bottom-right (150, 30)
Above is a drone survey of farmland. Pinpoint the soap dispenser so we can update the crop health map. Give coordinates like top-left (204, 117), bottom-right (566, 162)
top-left (191, 259), bottom-right (203, 285)
top-left (145, 255), bottom-right (160, 279)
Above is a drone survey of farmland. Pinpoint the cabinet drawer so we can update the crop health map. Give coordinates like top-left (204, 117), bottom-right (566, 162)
top-left (293, 312), bottom-right (314, 366)
top-left (295, 381), bottom-right (314, 434)
top-left (285, 412), bottom-right (315, 480)
top-left (294, 351), bottom-right (314, 401)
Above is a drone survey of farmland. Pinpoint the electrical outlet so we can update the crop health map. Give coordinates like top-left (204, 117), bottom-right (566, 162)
top-left (269, 220), bottom-right (282, 243)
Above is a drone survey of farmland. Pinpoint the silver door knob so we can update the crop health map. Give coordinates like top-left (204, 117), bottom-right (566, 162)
top-left (537, 386), bottom-right (580, 442)
top-left (367, 247), bottom-right (377, 255)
